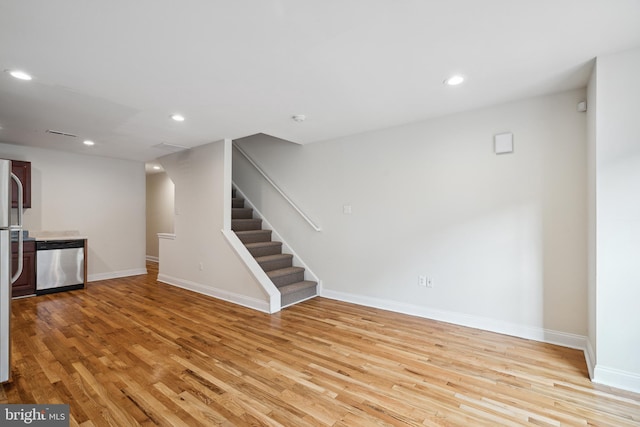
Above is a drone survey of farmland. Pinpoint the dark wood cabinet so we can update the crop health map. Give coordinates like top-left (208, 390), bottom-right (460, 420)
top-left (11, 160), bottom-right (31, 209)
top-left (12, 240), bottom-right (36, 298)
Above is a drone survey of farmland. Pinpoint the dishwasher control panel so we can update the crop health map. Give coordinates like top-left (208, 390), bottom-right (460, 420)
top-left (36, 239), bottom-right (84, 250)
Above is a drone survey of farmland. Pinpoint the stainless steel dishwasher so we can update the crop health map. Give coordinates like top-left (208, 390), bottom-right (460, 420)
top-left (36, 239), bottom-right (85, 294)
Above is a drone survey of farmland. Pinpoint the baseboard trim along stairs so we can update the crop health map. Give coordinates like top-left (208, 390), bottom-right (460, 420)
top-left (232, 188), bottom-right (318, 308)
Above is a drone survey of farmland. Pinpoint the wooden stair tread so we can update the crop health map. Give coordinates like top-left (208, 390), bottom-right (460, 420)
top-left (278, 281), bottom-right (317, 295)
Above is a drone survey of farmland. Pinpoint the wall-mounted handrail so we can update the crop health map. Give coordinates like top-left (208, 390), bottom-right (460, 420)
top-left (233, 143), bottom-right (321, 232)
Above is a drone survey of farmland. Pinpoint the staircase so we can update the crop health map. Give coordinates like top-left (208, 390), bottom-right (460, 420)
top-left (231, 189), bottom-right (317, 307)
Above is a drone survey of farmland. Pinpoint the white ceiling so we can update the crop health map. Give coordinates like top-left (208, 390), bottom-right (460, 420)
top-left (1, 1), bottom-right (639, 164)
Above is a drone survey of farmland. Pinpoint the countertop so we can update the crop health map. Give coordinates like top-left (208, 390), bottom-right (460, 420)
top-left (28, 230), bottom-right (88, 241)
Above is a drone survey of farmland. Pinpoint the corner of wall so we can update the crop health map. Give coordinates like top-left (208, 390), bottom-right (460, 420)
top-left (586, 57), bottom-right (598, 379)
top-left (157, 140), bottom-right (271, 312)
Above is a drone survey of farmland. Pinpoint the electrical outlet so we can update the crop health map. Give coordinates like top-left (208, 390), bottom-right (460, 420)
top-left (419, 276), bottom-right (427, 287)
top-left (426, 277), bottom-right (433, 288)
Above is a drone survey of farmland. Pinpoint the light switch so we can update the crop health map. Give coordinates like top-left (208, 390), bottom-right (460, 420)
top-left (343, 205), bottom-right (352, 215)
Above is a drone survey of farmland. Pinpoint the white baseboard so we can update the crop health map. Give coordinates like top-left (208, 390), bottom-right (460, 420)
top-left (146, 255), bottom-right (159, 263)
top-left (321, 289), bottom-right (588, 351)
top-left (88, 268), bottom-right (148, 282)
top-left (158, 273), bottom-right (270, 314)
top-left (594, 365), bottom-right (640, 394)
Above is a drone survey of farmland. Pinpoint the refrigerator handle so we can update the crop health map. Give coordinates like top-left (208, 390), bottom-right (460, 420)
top-left (10, 173), bottom-right (23, 284)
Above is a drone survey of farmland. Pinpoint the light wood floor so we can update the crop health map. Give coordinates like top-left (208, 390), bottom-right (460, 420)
top-left (1, 263), bottom-right (638, 426)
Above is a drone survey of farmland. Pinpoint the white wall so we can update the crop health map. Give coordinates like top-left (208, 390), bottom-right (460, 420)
top-left (158, 139), bottom-right (270, 311)
top-left (0, 142), bottom-right (146, 280)
top-left (586, 64), bottom-right (597, 375)
top-left (234, 88), bottom-right (588, 344)
top-left (146, 172), bottom-right (174, 259)
top-left (593, 47), bottom-right (640, 392)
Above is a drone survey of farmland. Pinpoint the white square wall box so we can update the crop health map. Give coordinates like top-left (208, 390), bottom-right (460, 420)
top-left (494, 133), bottom-right (514, 154)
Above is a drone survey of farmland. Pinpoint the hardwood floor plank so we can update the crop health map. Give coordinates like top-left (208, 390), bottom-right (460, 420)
top-left (1, 262), bottom-right (639, 426)
top-left (122, 373), bottom-right (199, 425)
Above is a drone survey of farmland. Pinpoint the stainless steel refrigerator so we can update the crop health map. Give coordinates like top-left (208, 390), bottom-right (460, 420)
top-left (0, 159), bottom-right (24, 383)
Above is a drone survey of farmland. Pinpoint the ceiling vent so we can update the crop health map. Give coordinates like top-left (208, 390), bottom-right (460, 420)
top-left (153, 143), bottom-right (190, 152)
top-left (46, 129), bottom-right (78, 138)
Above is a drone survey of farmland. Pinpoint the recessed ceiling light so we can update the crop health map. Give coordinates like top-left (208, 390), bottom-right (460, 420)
top-left (153, 165), bottom-right (161, 170)
top-left (444, 75), bottom-right (465, 86)
top-left (83, 140), bottom-right (95, 146)
top-left (7, 70), bottom-right (32, 81)
top-left (292, 114), bottom-right (306, 122)
top-left (171, 114), bottom-right (185, 122)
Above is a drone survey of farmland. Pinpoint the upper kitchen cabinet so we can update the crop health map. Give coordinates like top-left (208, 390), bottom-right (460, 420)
top-left (11, 160), bottom-right (31, 208)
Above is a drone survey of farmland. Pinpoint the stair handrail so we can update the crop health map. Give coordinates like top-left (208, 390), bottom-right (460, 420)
top-left (233, 143), bottom-right (321, 232)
